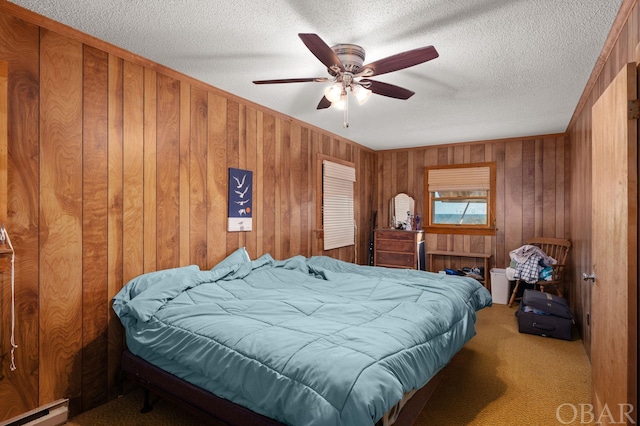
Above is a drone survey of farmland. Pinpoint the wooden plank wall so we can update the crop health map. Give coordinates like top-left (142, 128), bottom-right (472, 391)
top-left (0, 6), bottom-right (375, 420)
top-left (566, 0), bottom-right (640, 358)
top-left (0, 60), bottom-right (7, 224)
top-left (374, 135), bottom-right (570, 273)
top-left (0, 9), bottom-right (40, 421)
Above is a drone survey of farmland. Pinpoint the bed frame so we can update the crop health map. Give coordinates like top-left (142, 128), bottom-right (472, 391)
top-left (122, 349), bottom-right (445, 426)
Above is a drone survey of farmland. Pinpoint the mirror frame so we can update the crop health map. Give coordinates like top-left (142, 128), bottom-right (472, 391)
top-left (389, 193), bottom-right (416, 229)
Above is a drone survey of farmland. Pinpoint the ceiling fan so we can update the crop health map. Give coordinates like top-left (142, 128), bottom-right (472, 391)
top-left (253, 33), bottom-right (439, 128)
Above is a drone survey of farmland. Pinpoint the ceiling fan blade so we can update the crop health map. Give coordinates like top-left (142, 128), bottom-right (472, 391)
top-left (253, 77), bottom-right (329, 84)
top-left (298, 33), bottom-right (345, 72)
top-left (361, 79), bottom-right (415, 100)
top-left (317, 96), bottom-right (332, 109)
top-left (358, 46), bottom-right (438, 77)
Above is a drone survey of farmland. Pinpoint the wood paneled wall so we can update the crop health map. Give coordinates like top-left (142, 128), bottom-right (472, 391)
top-left (0, 5), bottom-right (375, 420)
top-left (0, 60), bottom-right (7, 224)
top-left (566, 0), bottom-right (640, 358)
top-left (0, 8), bottom-right (40, 421)
top-left (374, 134), bottom-right (570, 272)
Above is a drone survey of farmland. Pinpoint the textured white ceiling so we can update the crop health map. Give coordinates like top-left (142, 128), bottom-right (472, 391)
top-left (9, 0), bottom-right (623, 150)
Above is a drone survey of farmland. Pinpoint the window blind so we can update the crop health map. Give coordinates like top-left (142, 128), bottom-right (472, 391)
top-left (427, 166), bottom-right (491, 191)
top-left (323, 160), bottom-right (356, 250)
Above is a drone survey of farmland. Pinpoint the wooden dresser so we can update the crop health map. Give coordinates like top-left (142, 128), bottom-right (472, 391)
top-left (373, 229), bottom-right (424, 270)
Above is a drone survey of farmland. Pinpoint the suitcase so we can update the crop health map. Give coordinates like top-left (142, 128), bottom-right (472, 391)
top-left (516, 290), bottom-right (573, 340)
top-left (522, 289), bottom-right (573, 318)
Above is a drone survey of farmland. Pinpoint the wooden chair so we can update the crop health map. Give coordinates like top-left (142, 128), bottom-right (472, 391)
top-left (508, 237), bottom-right (571, 307)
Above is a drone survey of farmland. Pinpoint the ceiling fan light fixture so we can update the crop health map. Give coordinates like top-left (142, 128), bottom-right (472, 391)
top-left (352, 84), bottom-right (372, 105)
top-left (331, 92), bottom-right (348, 110)
top-left (324, 82), bottom-right (343, 103)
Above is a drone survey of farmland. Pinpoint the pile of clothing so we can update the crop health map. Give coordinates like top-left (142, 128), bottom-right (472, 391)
top-left (505, 244), bottom-right (556, 283)
top-left (444, 266), bottom-right (484, 281)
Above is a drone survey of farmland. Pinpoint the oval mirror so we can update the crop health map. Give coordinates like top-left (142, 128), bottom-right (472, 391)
top-left (390, 193), bottom-right (415, 228)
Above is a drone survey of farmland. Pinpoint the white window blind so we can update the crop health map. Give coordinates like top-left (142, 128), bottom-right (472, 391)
top-left (428, 166), bottom-right (491, 191)
top-left (323, 160), bottom-right (356, 250)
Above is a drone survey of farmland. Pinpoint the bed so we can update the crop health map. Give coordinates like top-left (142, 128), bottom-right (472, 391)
top-left (113, 249), bottom-right (492, 425)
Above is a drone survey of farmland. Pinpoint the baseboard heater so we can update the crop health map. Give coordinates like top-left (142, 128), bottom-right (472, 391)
top-left (0, 399), bottom-right (69, 426)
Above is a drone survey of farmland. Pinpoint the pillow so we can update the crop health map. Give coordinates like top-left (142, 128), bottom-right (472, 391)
top-left (211, 247), bottom-right (251, 271)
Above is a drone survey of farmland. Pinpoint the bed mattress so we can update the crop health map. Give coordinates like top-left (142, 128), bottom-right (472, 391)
top-left (113, 251), bottom-right (492, 425)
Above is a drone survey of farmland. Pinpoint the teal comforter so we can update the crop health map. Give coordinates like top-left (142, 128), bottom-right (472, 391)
top-left (113, 251), bottom-right (492, 425)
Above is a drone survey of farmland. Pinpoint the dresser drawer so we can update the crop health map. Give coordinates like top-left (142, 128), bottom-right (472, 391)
top-left (375, 230), bottom-right (415, 241)
top-left (375, 239), bottom-right (414, 252)
top-left (375, 251), bottom-right (415, 268)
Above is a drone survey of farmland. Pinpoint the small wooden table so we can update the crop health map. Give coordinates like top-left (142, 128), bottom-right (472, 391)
top-left (426, 250), bottom-right (491, 288)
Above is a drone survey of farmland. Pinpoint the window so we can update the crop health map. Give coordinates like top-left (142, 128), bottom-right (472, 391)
top-left (424, 162), bottom-right (496, 235)
top-left (319, 157), bottom-right (356, 250)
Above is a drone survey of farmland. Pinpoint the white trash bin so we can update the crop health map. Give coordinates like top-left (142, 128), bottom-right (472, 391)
top-left (490, 268), bottom-right (509, 304)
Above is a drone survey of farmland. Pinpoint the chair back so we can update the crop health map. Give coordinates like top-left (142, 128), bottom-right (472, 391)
top-left (525, 237), bottom-right (571, 282)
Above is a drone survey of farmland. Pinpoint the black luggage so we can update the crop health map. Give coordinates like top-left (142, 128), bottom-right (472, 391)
top-left (516, 289), bottom-right (573, 340)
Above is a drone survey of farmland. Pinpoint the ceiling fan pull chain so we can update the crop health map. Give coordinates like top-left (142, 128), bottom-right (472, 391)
top-left (343, 92), bottom-right (349, 128)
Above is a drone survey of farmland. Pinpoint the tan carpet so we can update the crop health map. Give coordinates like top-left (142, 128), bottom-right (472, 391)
top-left (68, 389), bottom-right (202, 426)
top-left (68, 304), bottom-right (592, 425)
top-left (418, 304), bottom-right (592, 425)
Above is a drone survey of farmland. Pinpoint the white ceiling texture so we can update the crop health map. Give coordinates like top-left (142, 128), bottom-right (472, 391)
top-left (9, 0), bottom-right (623, 150)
